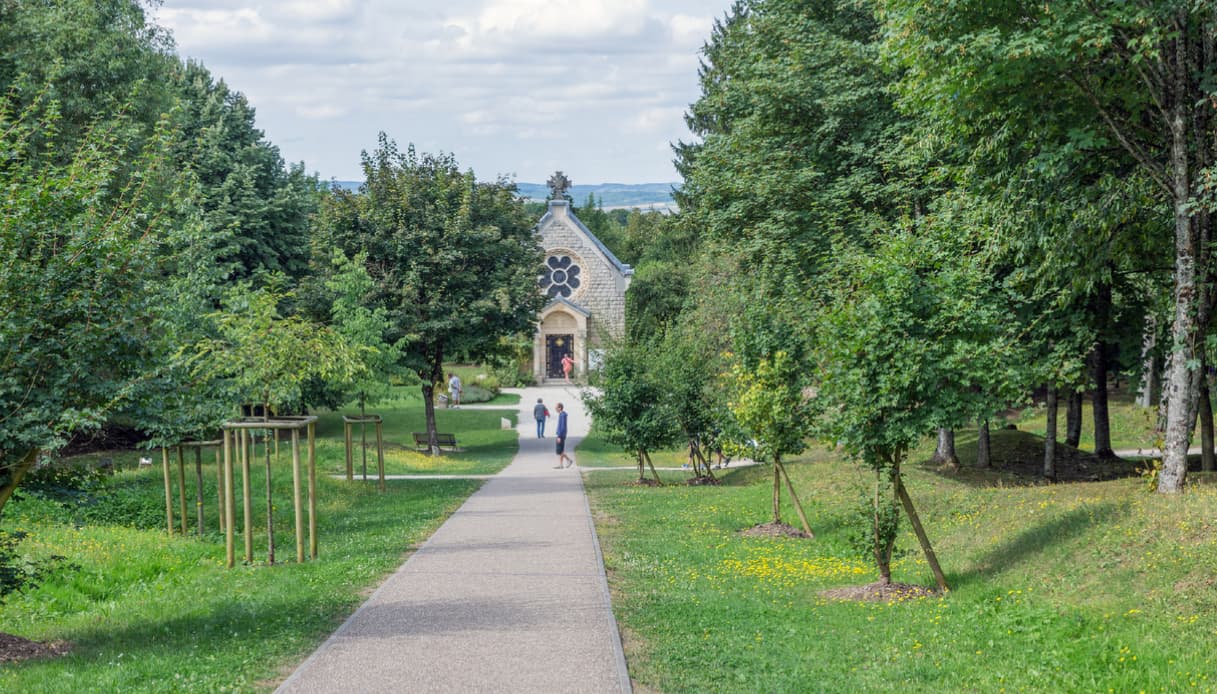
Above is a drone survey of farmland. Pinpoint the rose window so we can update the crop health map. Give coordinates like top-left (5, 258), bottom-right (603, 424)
top-left (540, 255), bottom-right (582, 298)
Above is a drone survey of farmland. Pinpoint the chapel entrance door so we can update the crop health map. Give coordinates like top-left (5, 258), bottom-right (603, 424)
top-left (546, 334), bottom-right (573, 379)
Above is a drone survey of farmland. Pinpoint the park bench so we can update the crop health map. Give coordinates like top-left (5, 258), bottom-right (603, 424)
top-left (412, 432), bottom-right (461, 452)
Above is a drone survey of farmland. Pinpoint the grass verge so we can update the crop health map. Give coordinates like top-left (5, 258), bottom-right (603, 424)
top-left (584, 432), bottom-right (1217, 692)
top-left (0, 388), bottom-right (515, 691)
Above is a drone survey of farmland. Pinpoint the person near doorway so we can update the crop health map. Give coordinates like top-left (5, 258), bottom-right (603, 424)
top-left (561, 352), bottom-right (574, 383)
top-left (533, 398), bottom-right (549, 438)
top-left (447, 373), bottom-right (462, 408)
top-left (553, 403), bottom-right (574, 468)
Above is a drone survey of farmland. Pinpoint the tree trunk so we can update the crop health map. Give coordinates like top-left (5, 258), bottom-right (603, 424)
top-left (976, 419), bottom-right (990, 468)
top-left (1159, 109), bottom-right (1204, 493)
top-left (637, 452), bottom-right (645, 482)
top-left (932, 428), bottom-right (959, 469)
top-left (0, 449), bottom-right (39, 521)
top-left (1092, 341), bottom-right (1115, 459)
top-left (1202, 379), bottom-right (1215, 472)
top-left (421, 383), bottom-right (440, 456)
top-left (1065, 391), bottom-right (1082, 448)
top-left (772, 454), bottom-right (782, 525)
top-left (872, 469), bottom-right (891, 585)
top-left (1044, 385), bottom-right (1058, 481)
top-left (1138, 313), bottom-right (1157, 408)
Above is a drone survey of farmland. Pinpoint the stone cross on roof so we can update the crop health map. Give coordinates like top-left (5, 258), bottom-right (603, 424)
top-left (547, 171), bottom-right (572, 200)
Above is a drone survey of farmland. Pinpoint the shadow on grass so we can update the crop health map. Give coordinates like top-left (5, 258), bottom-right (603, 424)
top-left (920, 429), bottom-right (1142, 489)
top-left (950, 501), bottom-right (1131, 590)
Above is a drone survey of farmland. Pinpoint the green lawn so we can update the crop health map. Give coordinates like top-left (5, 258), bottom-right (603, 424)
top-left (315, 386), bottom-right (518, 476)
top-left (0, 387), bottom-right (514, 692)
top-left (584, 434), bottom-right (1217, 692)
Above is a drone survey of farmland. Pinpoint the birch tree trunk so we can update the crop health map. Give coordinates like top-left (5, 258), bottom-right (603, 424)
top-left (1159, 88), bottom-right (1203, 493)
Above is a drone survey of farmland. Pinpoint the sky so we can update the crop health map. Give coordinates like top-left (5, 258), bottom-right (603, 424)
top-left (153, 1), bottom-right (726, 185)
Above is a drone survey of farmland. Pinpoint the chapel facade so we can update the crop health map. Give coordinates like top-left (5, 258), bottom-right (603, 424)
top-left (532, 173), bottom-right (633, 382)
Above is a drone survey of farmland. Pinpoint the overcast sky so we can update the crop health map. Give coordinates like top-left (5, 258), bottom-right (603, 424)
top-left (154, 1), bottom-right (725, 185)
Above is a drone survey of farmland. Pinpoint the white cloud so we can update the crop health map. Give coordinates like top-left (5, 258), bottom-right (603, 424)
top-left (156, 0), bottom-right (725, 182)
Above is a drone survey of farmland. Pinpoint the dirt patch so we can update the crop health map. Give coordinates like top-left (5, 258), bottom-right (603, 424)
top-left (820, 581), bottom-right (938, 603)
top-left (625, 478), bottom-right (662, 487)
top-left (685, 475), bottom-right (721, 486)
top-left (741, 522), bottom-right (811, 539)
top-left (0, 632), bottom-right (71, 664)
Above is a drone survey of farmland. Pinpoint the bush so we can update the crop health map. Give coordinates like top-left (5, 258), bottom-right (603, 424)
top-left (0, 530), bottom-right (79, 602)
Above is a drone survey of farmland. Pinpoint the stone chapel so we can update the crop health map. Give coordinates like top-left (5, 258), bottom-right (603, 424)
top-left (532, 172), bottom-right (633, 383)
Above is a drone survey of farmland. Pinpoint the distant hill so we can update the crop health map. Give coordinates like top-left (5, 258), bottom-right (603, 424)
top-left (329, 180), bottom-right (679, 210)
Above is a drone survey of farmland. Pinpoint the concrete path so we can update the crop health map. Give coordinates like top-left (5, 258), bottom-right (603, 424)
top-left (277, 386), bottom-right (631, 694)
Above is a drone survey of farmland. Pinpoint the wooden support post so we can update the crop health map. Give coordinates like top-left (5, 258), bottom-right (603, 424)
top-left (776, 459), bottom-right (814, 538)
top-left (224, 430), bottom-right (235, 568)
top-left (376, 420), bottom-right (385, 492)
top-left (162, 447), bottom-right (174, 537)
top-left (292, 428), bottom-right (304, 564)
top-left (895, 475), bottom-right (949, 592)
top-left (176, 445), bottom-right (188, 535)
top-left (308, 421), bottom-right (317, 560)
top-left (264, 428), bottom-right (275, 566)
top-left (344, 420), bottom-right (353, 481)
top-left (215, 446), bottom-right (225, 534)
top-left (194, 446), bottom-right (204, 538)
top-left (242, 429), bottom-right (253, 564)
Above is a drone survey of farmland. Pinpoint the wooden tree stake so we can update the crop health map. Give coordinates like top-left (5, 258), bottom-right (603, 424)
top-left (292, 427), bottom-right (304, 564)
top-left (895, 475), bottom-right (949, 592)
top-left (162, 447), bottom-right (174, 537)
top-left (776, 459), bottom-right (813, 537)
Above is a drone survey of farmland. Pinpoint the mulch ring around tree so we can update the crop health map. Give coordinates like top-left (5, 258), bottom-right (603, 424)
top-left (740, 522), bottom-right (811, 539)
top-left (685, 475), bottom-right (721, 486)
top-left (820, 581), bottom-right (938, 603)
top-left (627, 478), bottom-right (662, 487)
top-left (0, 632), bottom-right (71, 664)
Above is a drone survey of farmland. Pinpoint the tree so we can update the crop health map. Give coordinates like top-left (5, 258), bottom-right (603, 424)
top-left (0, 94), bottom-right (192, 520)
top-left (187, 282), bottom-right (362, 563)
top-left (583, 343), bottom-right (676, 484)
top-left (813, 227), bottom-right (1020, 590)
top-left (726, 351), bottom-right (814, 536)
top-left (324, 250), bottom-right (409, 413)
top-left (318, 135), bottom-right (544, 451)
top-left (879, 1), bottom-right (1217, 492)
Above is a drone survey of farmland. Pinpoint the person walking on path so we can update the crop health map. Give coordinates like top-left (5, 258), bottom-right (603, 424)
top-left (447, 372), bottom-right (462, 408)
top-left (561, 352), bottom-right (574, 384)
top-left (533, 398), bottom-right (549, 438)
top-left (554, 403), bottom-right (574, 468)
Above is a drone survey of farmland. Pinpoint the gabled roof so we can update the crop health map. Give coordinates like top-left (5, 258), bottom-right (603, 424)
top-left (542, 296), bottom-right (591, 318)
top-left (538, 200), bottom-right (634, 277)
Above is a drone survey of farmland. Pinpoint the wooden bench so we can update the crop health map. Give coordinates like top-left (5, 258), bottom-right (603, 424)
top-left (412, 432), bottom-right (460, 452)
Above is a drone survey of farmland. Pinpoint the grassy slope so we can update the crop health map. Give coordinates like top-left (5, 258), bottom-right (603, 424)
top-left (585, 437), bottom-right (1217, 692)
top-left (0, 388), bottom-right (516, 692)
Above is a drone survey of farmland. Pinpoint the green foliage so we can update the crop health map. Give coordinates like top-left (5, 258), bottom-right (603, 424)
top-left (0, 88), bottom-right (197, 511)
top-left (725, 351), bottom-right (809, 464)
top-left (188, 282), bottom-right (365, 415)
top-left (813, 227), bottom-right (1017, 471)
top-left (583, 342), bottom-right (681, 473)
top-left (0, 530), bottom-right (78, 603)
top-left (316, 135), bottom-right (544, 440)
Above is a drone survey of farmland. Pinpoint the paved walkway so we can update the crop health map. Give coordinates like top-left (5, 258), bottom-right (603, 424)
top-left (277, 386), bottom-right (631, 694)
